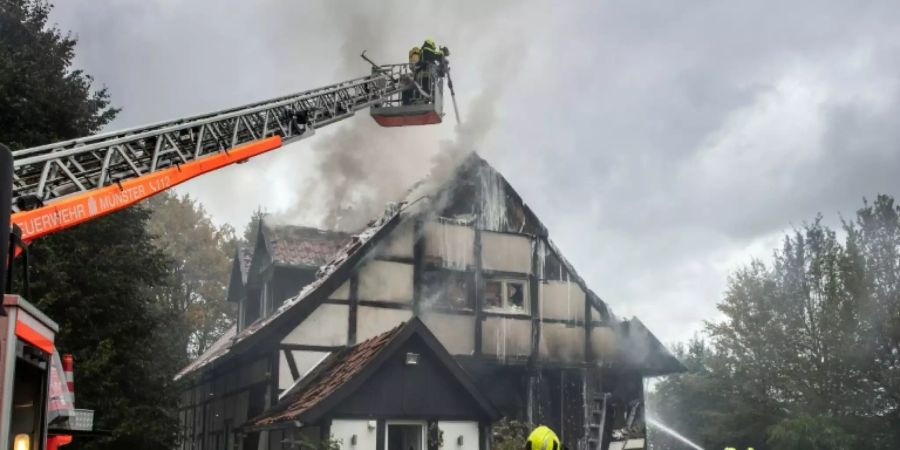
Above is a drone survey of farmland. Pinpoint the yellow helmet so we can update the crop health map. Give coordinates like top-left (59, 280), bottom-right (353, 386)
top-left (525, 426), bottom-right (561, 450)
top-left (424, 38), bottom-right (436, 49)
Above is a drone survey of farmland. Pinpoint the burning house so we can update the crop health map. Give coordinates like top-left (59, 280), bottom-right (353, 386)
top-left (175, 154), bottom-right (684, 450)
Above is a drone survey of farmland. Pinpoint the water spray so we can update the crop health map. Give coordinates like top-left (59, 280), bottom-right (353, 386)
top-left (646, 417), bottom-right (705, 450)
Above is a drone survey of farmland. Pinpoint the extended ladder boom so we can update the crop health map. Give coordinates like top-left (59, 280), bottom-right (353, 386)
top-left (11, 64), bottom-right (415, 242)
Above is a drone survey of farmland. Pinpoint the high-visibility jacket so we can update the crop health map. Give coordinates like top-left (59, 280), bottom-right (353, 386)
top-left (421, 39), bottom-right (442, 65)
top-left (525, 426), bottom-right (561, 450)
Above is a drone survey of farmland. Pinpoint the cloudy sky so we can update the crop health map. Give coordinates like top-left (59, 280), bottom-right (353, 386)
top-left (49, 0), bottom-right (900, 345)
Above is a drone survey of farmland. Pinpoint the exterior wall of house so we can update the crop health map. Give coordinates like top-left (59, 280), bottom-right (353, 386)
top-left (420, 312), bottom-right (476, 355)
top-left (331, 419), bottom-right (378, 449)
top-left (438, 421), bottom-right (481, 450)
top-left (357, 307), bottom-right (413, 341)
top-left (265, 215), bottom-right (615, 447)
top-left (179, 161), bottom-right (660, 450)
top-left (282, 304), bottom-right (348, 346)
top-left (278, 350), bottom-right (331, 391)
top-left (358, 260), bottom-right (413, 303)
top-left (178, 355), bottom-right (273, 450)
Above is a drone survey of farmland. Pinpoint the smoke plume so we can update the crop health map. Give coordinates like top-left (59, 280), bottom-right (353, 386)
top-left (271, 2), bottom-right (525, 232)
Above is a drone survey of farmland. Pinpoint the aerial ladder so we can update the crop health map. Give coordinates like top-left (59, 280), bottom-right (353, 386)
top-left (0, 52), bottom-right (453, 450)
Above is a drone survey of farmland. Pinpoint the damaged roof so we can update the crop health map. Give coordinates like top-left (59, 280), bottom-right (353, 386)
top-left (617, 318), bottom-right (687, 375)
top-left (176, 208), bottom-right (401, 381)
top-left (176, 153), bottom-right (681, 380)
top-left (252, 324), bottom-right (402, 427)
top-left (248, 318), bottom-right (498, 429)
top-left (175, 325), bottom-right (236, 380)
top-left (261, 224), bottom-right (351, 268)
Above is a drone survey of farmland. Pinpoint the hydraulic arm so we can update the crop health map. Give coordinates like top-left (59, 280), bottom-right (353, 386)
top-left (10, 63), bottom-right (421, 242)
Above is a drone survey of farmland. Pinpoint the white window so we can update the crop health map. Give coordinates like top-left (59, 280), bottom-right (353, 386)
top-left (386, 421), bottom-right (426, 450)
top-left (484, 279), bottom-right (529, 314)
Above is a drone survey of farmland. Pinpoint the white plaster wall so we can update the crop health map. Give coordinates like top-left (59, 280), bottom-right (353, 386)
top-left (540, 281), bottom-right (586, 321)
top-left (358, 260), bottom-right (413, 303)
top-left (424, 222), bottom-right (475, 269)
top-left (330, 280), bottom-right (350, 300)
top-left (591, 326), bottom-right (617, 359)
top-left (277, 350), bottom-right (331, 390)
top-left (281, 304), bottom-right (348, 346)
top-left (481, 232), bottom-right (532, 274)
top-left (331, 419), bottom-right (378, 450)
top-left (482, 317), bottom-right (531, 357)
top-left (539, 323), bottom-right (585, 362)
top-left (357, 306), bottom-right (412, 341)
top-left (591, 305), bottom-right (605, 321)
top-left (379, 220), bottom-right (414, 258)
top-left (438, 421), bottom-right (480, 450)
top-left (421, 313), bottom-right (476, 355)
top-left (277, 351), bottom-right (292, 390)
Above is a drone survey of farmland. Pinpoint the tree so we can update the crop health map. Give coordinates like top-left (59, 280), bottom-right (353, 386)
top-left (28, 207), bottom-right (181, 450)
top-left (647, 339), bottom-right (731, 450)
top-left (146, 191), bottom-right (236, 362)
top-left (842, 195), bottom-right (900, 446)
top-left (0, 0), bottom-right (117, 148)
top-left (1, 1), bottom-right (179, 449)
top-left (650, 196), bottom-right (900, 449)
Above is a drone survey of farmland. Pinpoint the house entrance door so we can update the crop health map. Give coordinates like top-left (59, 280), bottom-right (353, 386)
top-left (386, 422), bottom-right (425, 450)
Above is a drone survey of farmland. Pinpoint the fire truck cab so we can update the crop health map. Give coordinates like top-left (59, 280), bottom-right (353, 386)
top-left (0, 295), bottom-right (57, 450)
top-left (0, 295), bottom-right (90, 450)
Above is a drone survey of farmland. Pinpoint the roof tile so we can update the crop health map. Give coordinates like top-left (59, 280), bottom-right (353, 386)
top-left (252, 323), bottom-right (404, 426)
top-left (263, 225), bottom-right (350, 268)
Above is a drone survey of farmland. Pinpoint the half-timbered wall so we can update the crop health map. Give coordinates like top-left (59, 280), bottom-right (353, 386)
top-left (271, 215), bottom-right (608, 392)
top-left (178, 355), bottom-right (272, 450)
top-left (179, 157), bottom-right (655, 450)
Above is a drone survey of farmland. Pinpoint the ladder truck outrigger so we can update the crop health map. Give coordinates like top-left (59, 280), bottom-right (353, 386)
top-left (0, 51), bottom-right (456, 450)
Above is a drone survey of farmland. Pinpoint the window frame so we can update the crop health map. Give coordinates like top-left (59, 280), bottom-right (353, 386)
top-left (483, 278), bottom-right (530, 314)
top-left (422, 268), bottom-right (474, 310)
top-left (385, 420), bottom-right (427, 450)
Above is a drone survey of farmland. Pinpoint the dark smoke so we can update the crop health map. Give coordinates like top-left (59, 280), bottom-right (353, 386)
top-left (271, 2), bottom-right (526, 232)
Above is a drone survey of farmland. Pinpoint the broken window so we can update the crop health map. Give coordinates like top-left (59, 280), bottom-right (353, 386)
top-left (506, 281), bottom-right (526, 310)
top-left (485, 280), bottom-right (503, 309)
top-left (484, 279), bottom-right (529, 313)
top-left (446, 276), bottom-right (468, 307)
top-left (423, 269), bottom-right (473, 309)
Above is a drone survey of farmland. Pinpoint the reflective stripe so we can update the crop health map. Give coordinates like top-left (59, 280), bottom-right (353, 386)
top-left (15, 319), bottom-right (54, 353)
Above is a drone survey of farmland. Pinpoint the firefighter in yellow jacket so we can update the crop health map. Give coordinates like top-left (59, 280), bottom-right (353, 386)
top-left (524, 425), bottom-right (566, 450)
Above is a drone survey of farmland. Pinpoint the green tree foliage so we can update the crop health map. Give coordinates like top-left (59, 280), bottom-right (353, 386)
top-left (491, 418), bottom-right (533, 450)
top-left (0, 0), bottom-right (118, 148)
top-left (146, 191), bottom-right (236, 362)
top-left (1, 1), bottom-right (179, 448)
top-left (28, 208), bottom-right (180, 450)
top-left (650, 195), bottom-right (900, 449)
top-left (647, 339), bottom-right (730, 449)
top-left (767, 415), bottom-right (855, 450)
